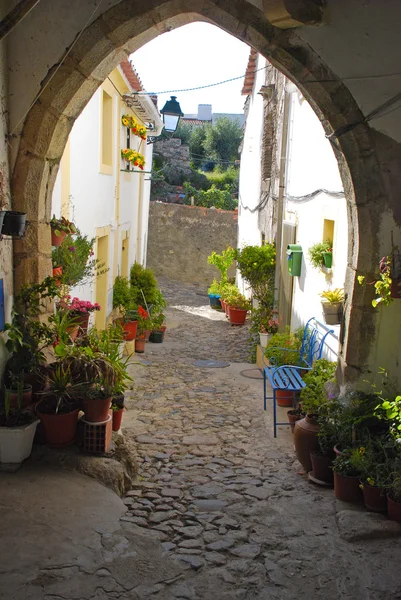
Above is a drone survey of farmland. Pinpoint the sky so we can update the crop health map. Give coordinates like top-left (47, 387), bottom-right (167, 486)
top-left (131, 23), bottom-right (252, 117)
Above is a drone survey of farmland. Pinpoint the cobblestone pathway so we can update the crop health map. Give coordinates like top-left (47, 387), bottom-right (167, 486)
top-left (122, 279), bottom-right (401, 600)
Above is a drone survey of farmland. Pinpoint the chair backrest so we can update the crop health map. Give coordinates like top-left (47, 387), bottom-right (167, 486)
top-left (299, 317), bottom-right (334, 367)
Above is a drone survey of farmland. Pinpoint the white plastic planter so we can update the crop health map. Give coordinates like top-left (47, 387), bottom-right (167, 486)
top-left (259, 332), bottom-right (271, 348)
top-left (0, 419), bottom-right (39, 465)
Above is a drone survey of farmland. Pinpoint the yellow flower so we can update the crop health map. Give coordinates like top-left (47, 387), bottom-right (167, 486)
top-left (359, 447), bottom-right (366, 454)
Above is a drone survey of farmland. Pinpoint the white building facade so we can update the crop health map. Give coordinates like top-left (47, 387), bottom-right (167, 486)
top-left (52, 60), bottom-right (163, 329)
top-left (238, 51), bottom-right (347, 359)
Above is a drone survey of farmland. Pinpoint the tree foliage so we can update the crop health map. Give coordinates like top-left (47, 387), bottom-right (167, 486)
top-left (203, 117), bottom-right (243, 167)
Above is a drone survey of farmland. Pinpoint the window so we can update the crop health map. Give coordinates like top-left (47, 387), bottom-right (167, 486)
top-left (323, 219), bottom-right (334, 245)
top-left (101, 90), bottom-right (113, 169)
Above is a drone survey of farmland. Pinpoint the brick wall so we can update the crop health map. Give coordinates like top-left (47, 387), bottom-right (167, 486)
top-left (147, 202), bottom-right (238, 287)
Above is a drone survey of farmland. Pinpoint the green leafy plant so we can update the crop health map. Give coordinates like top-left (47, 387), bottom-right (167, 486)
top-left (299, 359), bottom-right (337, 415)
top-left (51, 230), bottom-right (106, 287)
top-left (208, 279), bottom-right (221, 296)
top-left (207, 247), bottom-right (236, 285)
top-left (308, 240), bottom-right (332, 269)
top-left (182, 182), bottom-right (238, 211)
top-left (332, 447), bottom-right (366, 477)
top-left (358, 256), bottom-right (394, 307)
top-left (113, 276), bottom-right (133, 311)
top-left (50, 215), bottom-right (77, 236)
top-left (375, 395), bottom-right (401, 441)
top-left (224, 291), bottom-right (251, 310)
top-left (4, 277), bottom-right (59, 390)
top-left (234, 244), bottom-right (276, 301)
top-left (130, 262), bottom-right (159, 305)
top-left (320, 288), bottom-right (344, 304)
top-left (219, 282), bottom-right (238, 301)
top-left (39, 363), bottom-right (84, 414)
top-left (264, 327), bottom-right (304, 367)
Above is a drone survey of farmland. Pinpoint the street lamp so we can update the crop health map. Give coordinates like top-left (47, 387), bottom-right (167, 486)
top-left (160, 96), bottom-right (184, 133)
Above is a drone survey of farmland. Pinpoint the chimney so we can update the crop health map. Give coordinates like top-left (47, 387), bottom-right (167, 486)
top-left (197, 104), bottom-right (212, 121)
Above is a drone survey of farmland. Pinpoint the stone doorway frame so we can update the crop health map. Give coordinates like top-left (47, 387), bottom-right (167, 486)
top-left (10, 0), bottom-right (385, 382)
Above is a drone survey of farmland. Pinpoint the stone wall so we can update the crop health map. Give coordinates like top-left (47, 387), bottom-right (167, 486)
top-left (147, 202), bottom-right (238, 288)
top-left (153, 138), bottom-right (191, 173)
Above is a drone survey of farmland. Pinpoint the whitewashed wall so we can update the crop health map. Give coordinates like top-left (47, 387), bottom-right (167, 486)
top-left (285, 90), bottom-right (346, 360)
top-left (237, 54), bottom-right (267, 296)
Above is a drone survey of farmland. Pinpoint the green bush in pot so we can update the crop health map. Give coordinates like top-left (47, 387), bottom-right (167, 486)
top-left (300, 359), bottom-right (337, 416)
top-left (264, 327), bottom-right (304, 367)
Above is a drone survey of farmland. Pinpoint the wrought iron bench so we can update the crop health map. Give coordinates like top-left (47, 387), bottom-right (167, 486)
top-left (263, 317), bottom-right (335, 437)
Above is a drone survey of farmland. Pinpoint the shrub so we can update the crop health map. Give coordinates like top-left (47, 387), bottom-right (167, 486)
top-left (264, 327), bottom-right (304, 367)
top-left (52, 230), bottom-right (105, 287)
top-left (112, 276), bottom-right (132, 310)
top-left (299, 359), bottom-right (337, 415)
top-left (308, 240), bottom-right (332, 269)
top-left (207, 247), bottom-right (236, 285)
top-left (130, 262), bottom-right (159, 305)
top-left (182, 182), bottom-right (237, 211)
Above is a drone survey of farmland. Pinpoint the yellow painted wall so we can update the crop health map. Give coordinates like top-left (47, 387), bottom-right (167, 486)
top-left (95, 228), bottom-right (110, 329)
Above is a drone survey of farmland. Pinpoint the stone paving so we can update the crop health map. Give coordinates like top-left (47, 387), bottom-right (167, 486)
top-left (121, 279), bottom-right (401, 600)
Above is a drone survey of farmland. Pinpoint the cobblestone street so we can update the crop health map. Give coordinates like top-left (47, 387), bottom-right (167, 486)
top-left (121, 279), bottom-right (401, 600)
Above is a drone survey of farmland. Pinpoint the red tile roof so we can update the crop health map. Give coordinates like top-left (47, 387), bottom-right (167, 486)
top-left (120, 57), bottom-right (144, 92)
top-left (241, 48), bottom-right (258, 96)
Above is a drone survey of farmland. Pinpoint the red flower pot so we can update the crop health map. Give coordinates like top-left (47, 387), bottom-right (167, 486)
top-left (228, 307), bottom-right (247, 325)
top-left (276, 389), bottom-right (294, 407)
top-left (112, 408), bottom-right (124, 432)
top-left (310, 453), bottom-right (334, 484)
top-left (293, 415), bottom-right (319, 472)
top-left (334, 472), bottom-right (362, 503)
top-left (122, 320), bottom-right (138, 341)
top-left (361, 483), bottom-right (387, 512)
top-left (144, 329), bottom-right (151, 341)
top-left (75, 312), bottom-right (90, 333)
top-left (161, 325), bottom-right (167, 341)
top-left (51, 229), bottom-right (67, 247)
top-left (36, 403), bottom-right (80, 447)
top-left (225, 302), bottom-right (230, 316)
top-left (66, 325), bottom-right (79, 342)
top-left (221, 299), bottom-right (227, 313)
top-left (83, 397), bottom-right (111, 423)
top-left (135, 338), bottom-right (146, 353)
top-left (387, 496), bottom-right (401, 522)
top-left (333, 445), bottom-right (343, 457)
top-left (287, 409), bottom-right (302, 433)
top-left (52, 266), bottom-right (63, 286)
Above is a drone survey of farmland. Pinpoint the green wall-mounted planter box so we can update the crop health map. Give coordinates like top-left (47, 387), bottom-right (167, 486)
top-left (323, 252), bottom-right (333, 268)
top-left (286, 244), bottom-right (303, 276)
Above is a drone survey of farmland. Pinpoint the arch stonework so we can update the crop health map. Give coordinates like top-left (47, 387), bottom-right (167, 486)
top-left (10, 0), bottom-right (388, 384)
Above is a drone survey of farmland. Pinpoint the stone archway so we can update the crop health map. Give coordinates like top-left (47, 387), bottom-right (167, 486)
top-left (10, 0), bottom-right (387, 383)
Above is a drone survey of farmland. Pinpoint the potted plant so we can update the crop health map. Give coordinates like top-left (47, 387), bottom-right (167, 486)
top-left (51, 229), bottom-right (106, 287)
top-left (264, 327), bottom-right (304, 407)
top-left (56, 295), bottom-right (101, 333)
top-left (220, 282), bottom-right (239, 316)
top-left (387, 471), bottom-right (401, 522)
top-left (4, 277), bottom-right (58, 407)
top-left (208, 278), bottom-right (222, 309)
top-left (320, 288), bottom-right (344, 325)
top-left (0, 389), bottom-right (39, 468)
top-left (259, 313), bottom-right (279, 348)
top-left (294, 359), bottom-right (337, 472)
top-left (207, 246), bottom-right (236, 289)
top-left (111, 402), bottom-right (125, 431)
top-left (50, 215), bottom-right (76, 247)
top-left (121, 148), bottom-right (146, 170)
top-left (225, 291), bottom-right (251, 325)
top-left (332, 447), bottom-right (364, 503)
top-left (308, 239), bottom-right (333, 270)
top-left (36, 364), bottom-right (83, 447)
top-left (149, 310), bottom-right (165, 343)
top-left (135, 306), bottom-right (149, 352)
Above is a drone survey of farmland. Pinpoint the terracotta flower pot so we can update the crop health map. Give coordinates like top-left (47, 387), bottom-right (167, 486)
top-left (66, 325), bottom-right (79, 342)
top-left (83, 397), bottom-right (111, 423)
top-left (276, 389), bottom-right (294, 407)
top-left (293, 415), bottom-right (320, 472)
top-left (144, 329), bottom-right (151, 341)
top-left (51, 229), bottom-right (67, 247)
top-left (387, 496), bottom-right (401, 522)
top-left (287, 409), bottom-right (302, 433)
top-left (75, 312), bottom-right (90, 333)
top-left (36, 403), bottom-right (80, 447)
top-left (122, 320), bottom-right (138, 341)
top-left (333, 445), bottom-right (343, 457)
top-left (221, 299), bottom-right (227, 313)
top-left (52, 266), bottom-right (63, 286)
top-left (135, 338), bottom-right (146, 353)
top-left (334, 471), bottom-right (362, 503)
top-left (112, 408), bottom-right (124, 432)
top-left (361, 482), bottom-right (387, 513)
top-left (310, 452), bottom-right (334, 484)
top-left (228, 307), bottom-right (247, 325)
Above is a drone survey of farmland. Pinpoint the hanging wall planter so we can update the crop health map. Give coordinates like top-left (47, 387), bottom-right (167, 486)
top-left (323, 252), bottom-right (333, 268)
top-left (1, 211), bottom-right (27, 237)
